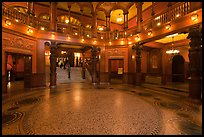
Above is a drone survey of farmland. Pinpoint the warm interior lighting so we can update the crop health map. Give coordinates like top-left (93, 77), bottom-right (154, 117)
top-left (15, 19), bottom-right (19, 22)
top-left (5, 19), bottom-right (11, 26)
top-left (109, 41), bottom-right (112, 45)
top-left (166, 36), bottom-right (180, 54)
top-left (93, 40), bottom-right (97, 44)
top-left (130, 34), bottom-right (132, 36)
top-left (166, 33), bottom-right (178, 38)
top-left (41, 27), bottom-right (45, 30)
top-left (157, 22), bottom-right (161, 26)
top-left (87, 34), bottom-right (90, 37)
top-left (148, 31), bottom-right (152, 36)
top-left (132, 55), bottom-right (135, 59)
top-left (74, 32), bottom-right (78, 35)
top-left (128, 41), bottom-right (132, 45)
top-left (155, 16), bottom-right (160, 20)
top-left (27, 28), bottom-right (33, 33)
top-left (99, 27), bottom-right (103, 31)
top-left (165, 24), bottom-right (171, 30)
top-left (121, 40), bottom-right (124, 44)
top-left (51, 33), bottom-right (55, 38)
top-left (81, 38), bottom-right (84, 42)
top-left (101, 37), bottom-right (103, 39)
top-left (115, 37), bottom-right (118, 39)
top-left (135, 36), bottom-right (140, 41)
top-left (74, 52), bottom-right (80, 58)
top-left (191, 14), bottom-right (198, 21)
top-left (117, 14), bottom-right (123, 22)
top-left (67, 36), bottom-right (71, 40)
top-left (65, 19), bottom-right (69, 23)
top-left (124, 32), bottom-right (127, 35)
top-left (176, 14), bottom-right (180, 18)
top-left (61, 51), bottom-right (66, 54)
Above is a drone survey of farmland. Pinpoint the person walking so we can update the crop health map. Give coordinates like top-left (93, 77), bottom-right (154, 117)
top-left (66, 63), bottom-right (71, 79)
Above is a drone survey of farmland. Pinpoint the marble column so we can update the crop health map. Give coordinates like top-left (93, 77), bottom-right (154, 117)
top-left (123, 11), bottom-right (128, 30)
top-left (136, 2), bottom-right (143, 32)
top-left (50, 41), bottom-right (57, 87)
top-left (135, 43), bottom-right (142, 86)
top-left (82, 52), bottom-right (86, 79)
top-left (91, 46), bottom-right (100, 84)
top-left (50, 2), bottom-right (57, 32)
top-left (187, 26), bottom-right (202, 102)
top-left (92, 12), bottom-right (97, 38)
top-left (106, 15), bottom-right (110, 39)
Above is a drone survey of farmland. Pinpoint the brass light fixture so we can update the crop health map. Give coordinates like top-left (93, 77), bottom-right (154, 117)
top-left (5, 19), bottom-right (11, 26)
top-left (191, 14), bottom-right (198, 21)
top-left (165, 24), bottom-right (171, 30)
top-left (166, 36), bottom-right (180, 54)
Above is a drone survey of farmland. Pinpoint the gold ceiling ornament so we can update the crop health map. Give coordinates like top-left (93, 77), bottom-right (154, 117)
top-left (166, 36), bottom-right (180, 54)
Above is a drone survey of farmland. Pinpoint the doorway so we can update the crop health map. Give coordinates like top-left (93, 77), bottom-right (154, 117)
top-left (108, 59), bottom-right (124, 84)
top-left (5, 52), bottom-right (32, 94)
top-left (172, 54), bottom-right (185, 82)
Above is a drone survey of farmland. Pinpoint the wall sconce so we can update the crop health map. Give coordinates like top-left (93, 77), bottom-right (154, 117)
top-left (157, 22), bottom-right (161, 26)
top-left (93, 40), bottom-right (97, 44)
top-left (135, 35), bottom-right (140, 41)
top-left (27, 28), bottom-right (33, 33)
top-left (87, 34), bottom-right (90, 37)
top-left (81, 38), bottom-right (84, 42)
top-left (5, 19), bottom-right (11, 26)
top-left (61, 51), bottom-right (67, 54)
top-left (74, 32), bottom-right (78, 35)
top-left (51, 33), bottom-right (55, 38)
top-left (128, 41), bottom-right (132, 45)
top-left (121, 40), bottom-right (124, 44)
top-left (65, 19), bottom-right (69, 23)
top-left (176, 14), bottom-right (180, 18)
top-left (191, 14), bottom-right (198, 21)
top-left (148, 31), bottom-right (152, 36)
top-left (165, 24), bottom-right (171, 30)
top-left (40, 27), bottom-right (45, 30)
top-left (132, 55), bottom-right (135, 60)
top-left (109, 41), bottom-right (112, 45)
top-left (67, 36), bottom-right (71, 40)
top-left (15, 19), bottom-right (19, 22)
top-left (101, 36), bottom-right (103, 39)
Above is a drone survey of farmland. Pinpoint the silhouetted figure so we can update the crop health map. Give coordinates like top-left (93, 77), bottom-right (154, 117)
top-left (66, 63), bottom-right (71, 79)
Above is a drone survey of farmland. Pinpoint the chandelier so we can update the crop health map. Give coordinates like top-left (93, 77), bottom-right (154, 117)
top-left (166, 36), bottom-right (180, 54)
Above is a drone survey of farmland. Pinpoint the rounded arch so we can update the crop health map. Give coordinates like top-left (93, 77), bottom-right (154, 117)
top-left (8, 5), bottom-right (28, 14)
top-left (57, 15), bottom-right (81, 26)
top-left (172, 54), bottom-right (185, 82)
top-left (38, 13), bottom-right (50, 20)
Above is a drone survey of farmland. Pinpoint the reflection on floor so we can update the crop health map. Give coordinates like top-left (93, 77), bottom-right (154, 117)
top-left (2, 67), bottom-right (202, 135)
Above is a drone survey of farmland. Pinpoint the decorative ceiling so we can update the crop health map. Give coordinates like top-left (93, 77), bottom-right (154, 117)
top-left (155, 33), bottom-right (189, 44)
top-left (35, 2), bottom-right (152, 24)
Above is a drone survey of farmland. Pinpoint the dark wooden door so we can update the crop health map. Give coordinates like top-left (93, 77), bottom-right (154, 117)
top-left (172, 55), bottom-right (185, 82)
top-left (24, 55), bottom-right (32, 88)
top-left (109, 59), bottom-right (124, 83)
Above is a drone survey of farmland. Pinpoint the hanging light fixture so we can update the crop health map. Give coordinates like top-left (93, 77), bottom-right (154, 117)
top-left (117, 14), bottom-right (123, 22)
top-left (166, 36), bottom-right (180, 54)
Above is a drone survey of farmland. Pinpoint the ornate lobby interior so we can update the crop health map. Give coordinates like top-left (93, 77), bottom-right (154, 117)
top-left (2, 2), bottom-right (202, 135)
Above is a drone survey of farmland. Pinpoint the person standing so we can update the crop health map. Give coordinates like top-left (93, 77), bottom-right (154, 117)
top-left (66, 63), bottom-right (71, 79)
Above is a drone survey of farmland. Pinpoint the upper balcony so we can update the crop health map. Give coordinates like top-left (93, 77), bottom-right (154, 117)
top-left (2, 2), bottom-right (202, 46)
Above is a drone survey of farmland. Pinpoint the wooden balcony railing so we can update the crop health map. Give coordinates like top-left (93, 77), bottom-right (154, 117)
top-left (3, 2), bottom-right (201, 41)
top-left (143, 2), bottom-right (191, 30)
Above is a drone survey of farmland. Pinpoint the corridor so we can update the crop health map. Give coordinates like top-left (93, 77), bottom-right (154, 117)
top-left (2, 67), bottom-right (202, 135)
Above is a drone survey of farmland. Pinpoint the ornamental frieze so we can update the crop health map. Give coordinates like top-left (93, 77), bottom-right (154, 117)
top-left (2, 36), bottom-right (34, 51)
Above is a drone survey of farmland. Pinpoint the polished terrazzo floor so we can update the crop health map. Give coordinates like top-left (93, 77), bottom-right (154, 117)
top-left (2, 67), bottom-right (202, 135)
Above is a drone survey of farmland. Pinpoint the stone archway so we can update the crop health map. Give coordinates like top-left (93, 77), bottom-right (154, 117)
top-left (172, 54), bottom-right (185, 82)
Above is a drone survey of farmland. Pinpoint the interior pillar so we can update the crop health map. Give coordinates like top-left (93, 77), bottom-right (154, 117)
top-left (50, 42), bottom-right (57, 88)
top-left (187, 26), bottom-right (202, 103)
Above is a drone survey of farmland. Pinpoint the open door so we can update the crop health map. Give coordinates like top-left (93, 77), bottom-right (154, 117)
top-left (109, 59), bottom-right (124, 83)
top-left (24, 55), bottom-right (32, 88)
top-left (172, 54), bottom-right (185, 82)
